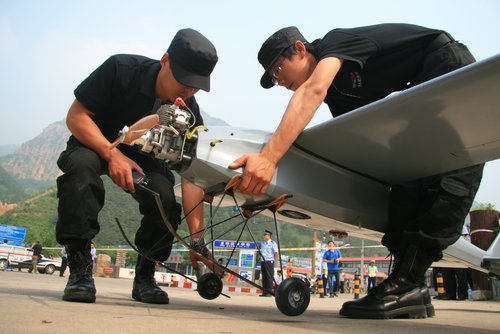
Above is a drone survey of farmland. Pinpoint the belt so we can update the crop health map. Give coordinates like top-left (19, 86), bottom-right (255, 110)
top-left (426, 32), bottom-right (455, 53)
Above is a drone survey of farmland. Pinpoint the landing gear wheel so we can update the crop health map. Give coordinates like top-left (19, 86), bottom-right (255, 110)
top-left (197, 273), bottom-right (223, 300)
top-left (275, 277), bottom-right (310, 316)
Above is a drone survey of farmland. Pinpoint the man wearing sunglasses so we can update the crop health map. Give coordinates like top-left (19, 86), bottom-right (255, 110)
top-left (230, 24), bottom-right (483, 319)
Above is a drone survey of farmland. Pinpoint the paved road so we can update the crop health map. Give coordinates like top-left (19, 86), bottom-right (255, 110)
top-left (1, 271), bottom-right (499, 333)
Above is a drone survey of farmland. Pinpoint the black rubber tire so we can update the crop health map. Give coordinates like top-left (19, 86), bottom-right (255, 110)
top-left (44, 264), bottom-right (56, 275)
top-left (197, 273), bottom-right (223, 300)
top-left (0, 259), bottom-right (7, 271)
top-left (275, 277), bottom-right (310, 316)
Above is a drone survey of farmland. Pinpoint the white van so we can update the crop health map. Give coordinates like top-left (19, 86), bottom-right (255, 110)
top-left (0, 244), bottom-right (33, 270)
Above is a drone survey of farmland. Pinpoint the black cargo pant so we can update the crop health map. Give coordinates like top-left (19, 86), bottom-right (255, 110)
top-left (55, 136), bottom-right (181, 262)
top-left (382, 37), bottom-right (484, 261)
top-left (261, 260), bottom-right (274, 294)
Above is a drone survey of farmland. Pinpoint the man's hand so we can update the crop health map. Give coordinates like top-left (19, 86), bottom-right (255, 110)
top-left (107, 148), bottom-right (143, 192)
top-left (65, 100), bottom-right (144, 193)
top-left (229, 152), bottom-right (276, 196)
top-left (189, 238), bottom-right (224, 277)
top-left (189, 250), bottom-right (225, 277)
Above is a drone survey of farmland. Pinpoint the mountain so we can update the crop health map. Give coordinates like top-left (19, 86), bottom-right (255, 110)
top-left (0, 179), bottom-right (142, 249)
top-left (0, 177), bottom-right (324, 253)
top-left (0, 120), bottom-right (69, 181)
top-left (0, 164), bottom-right (26, 203)
top-left (0, 110), bottom-right (228, 183)
top-left (201, 111), bottom-right (229, 126)
top-left (0, 108), bottom-right (229, 248)
top-left (0, 144), bottom-right (19, 157)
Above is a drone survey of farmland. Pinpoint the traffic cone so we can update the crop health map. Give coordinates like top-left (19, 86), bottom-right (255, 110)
top-left (227, 273), bottom-right (235, 283)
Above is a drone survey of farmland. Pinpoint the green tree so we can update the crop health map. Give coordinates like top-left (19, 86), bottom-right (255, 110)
top-left (471, 202), bottom-right (497, 211)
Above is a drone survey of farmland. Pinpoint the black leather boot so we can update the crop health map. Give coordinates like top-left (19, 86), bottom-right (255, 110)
top-left (132, 255), bottom-right (169, 304)
top-left (63, 242), bottom-right (96, 303)
top-left (421, 286), bottom-right (435, 317)
top-left (340, 245), bottom-right (434, 319)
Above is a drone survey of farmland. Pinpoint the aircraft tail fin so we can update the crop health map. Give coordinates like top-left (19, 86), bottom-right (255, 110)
top-left (483, 231), bottom-right (500, 276)
top-left (443, 232), bottom-right (500, 276)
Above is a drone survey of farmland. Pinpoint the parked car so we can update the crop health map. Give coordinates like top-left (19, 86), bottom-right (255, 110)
top-left (17, 255), bottom-right (62, 275)
top-left (0, 244), bottom-right (61, 274)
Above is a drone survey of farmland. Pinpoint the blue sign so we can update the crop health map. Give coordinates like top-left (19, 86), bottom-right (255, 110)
top-left (239, 253), bottom-right (255, 268)
top-left (214, 240), bottom-right (256, 249)
top-left (227, 258), bottom-right (238, 266)
top-left (239, 270), bottom-right (253, 282)
top-left (0, 224), bottom-right (27, 246)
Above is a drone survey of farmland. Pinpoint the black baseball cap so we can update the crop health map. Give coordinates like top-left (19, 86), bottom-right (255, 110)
top-left (264, 230), bottom-right (272, 236)
top-left (167, 28), bottom-right (218, 92)
top-left (258, 26), bottom-right (307, 89)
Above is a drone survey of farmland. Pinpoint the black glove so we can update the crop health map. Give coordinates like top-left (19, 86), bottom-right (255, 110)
top-left (190, 238), bottom-right (209, 257)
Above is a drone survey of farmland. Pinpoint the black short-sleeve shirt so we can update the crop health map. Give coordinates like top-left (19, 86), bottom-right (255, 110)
top-left (314, 24), bottom-right (443, 116)
top-left (74, 54), bottom-right (204, 141)
top-left (32, 243), bottom-right (42, 256)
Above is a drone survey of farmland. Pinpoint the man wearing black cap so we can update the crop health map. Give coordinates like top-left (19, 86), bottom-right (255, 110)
top-left (230, 24), bottom-right (483, 319)
top-left (56, 28), bottom-right (218, 305)
top-left (259, 230), bottom-right (278, 296)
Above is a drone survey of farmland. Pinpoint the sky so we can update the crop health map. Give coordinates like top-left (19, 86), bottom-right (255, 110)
top-left (0, 0), bottom-right (499, 207)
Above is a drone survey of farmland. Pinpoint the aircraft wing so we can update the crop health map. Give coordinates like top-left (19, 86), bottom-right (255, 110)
top-left (181, 54), bottom-right (500, 237)
top-left (295, 54), bottom-right (500, 185)
top-left (178, 54), bottom-right (500, 274)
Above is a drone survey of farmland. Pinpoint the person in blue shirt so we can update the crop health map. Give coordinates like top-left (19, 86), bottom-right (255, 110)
top-left (323, 241), bottom-right (342, 297)
top-left (259, 230), bottom-right (278, 296)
